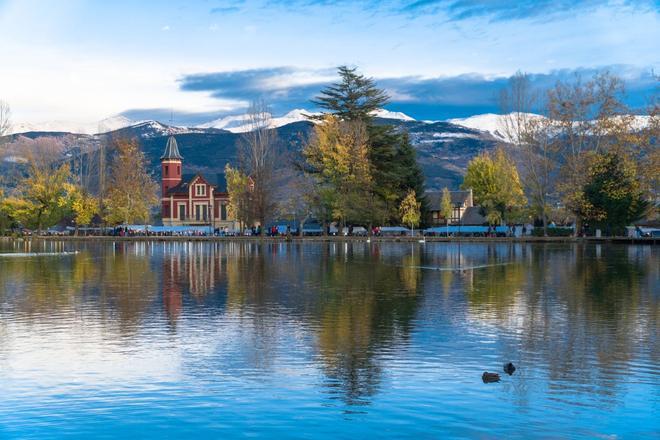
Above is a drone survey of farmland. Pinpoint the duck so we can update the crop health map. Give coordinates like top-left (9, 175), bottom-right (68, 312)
top-left (503, 362), bottom-right (516, 376)
top-left (482, 372), bottom-right (501, 383)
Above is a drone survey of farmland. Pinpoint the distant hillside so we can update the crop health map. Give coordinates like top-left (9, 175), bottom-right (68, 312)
top-left (1, 114), bottom-right (500, 192)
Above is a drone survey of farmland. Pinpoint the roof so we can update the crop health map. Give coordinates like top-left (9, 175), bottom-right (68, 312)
top-left (166, 172), bottom-right (228, 195)
top-left (160, 136), bottom-right (183, 160)
top-left (460, 206), bottom-right (487, 225)
top-left (426, 189), bottom-right (472, 211)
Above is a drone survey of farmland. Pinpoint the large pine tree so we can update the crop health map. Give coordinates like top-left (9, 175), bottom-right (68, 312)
top-left (311, 66), bottom-right (425, 224)
top-left (312, 66), bottom-right (389, 122)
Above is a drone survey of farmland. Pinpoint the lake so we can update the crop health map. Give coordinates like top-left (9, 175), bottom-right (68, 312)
top-left (0, 240), bottom-right (658, 438)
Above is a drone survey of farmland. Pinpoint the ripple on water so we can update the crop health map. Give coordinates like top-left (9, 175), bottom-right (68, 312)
top-left (0, 241), bottom-right (658, 438)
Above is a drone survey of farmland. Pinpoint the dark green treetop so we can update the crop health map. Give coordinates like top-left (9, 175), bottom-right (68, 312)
top-left (312, 66), bottom-right (389, 122)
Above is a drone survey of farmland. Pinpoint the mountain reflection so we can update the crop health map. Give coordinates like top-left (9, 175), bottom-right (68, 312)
top-left (0, 240), bottom-right (657, 410)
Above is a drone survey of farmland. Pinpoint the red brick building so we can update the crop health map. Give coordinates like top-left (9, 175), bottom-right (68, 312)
top-left (160, 136), bottom-right (235, 228)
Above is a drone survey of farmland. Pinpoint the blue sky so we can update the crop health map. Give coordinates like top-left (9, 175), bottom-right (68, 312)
top-left (0, 0), bottom-right (658, 124)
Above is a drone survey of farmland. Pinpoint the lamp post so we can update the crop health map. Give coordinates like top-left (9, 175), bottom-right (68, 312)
top-left (208, 203), bottom-right (213, 236)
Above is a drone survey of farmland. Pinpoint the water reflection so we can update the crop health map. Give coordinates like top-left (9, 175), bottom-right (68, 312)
top-left (0, 240), bottom-right (657, 437)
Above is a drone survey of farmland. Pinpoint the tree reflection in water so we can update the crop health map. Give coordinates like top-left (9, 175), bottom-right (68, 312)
top-left (461, 243), bottom-right (658, 405)
top-left (311, 243), bottom-right (424, 405)
top-left (0, 240), bottom-right (657, 412)
top-left (216, 242), bottom-right (425, 404)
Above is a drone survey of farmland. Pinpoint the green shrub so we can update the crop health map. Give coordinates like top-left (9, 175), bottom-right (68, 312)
top-left (532, 227), bottom-right (573, 237)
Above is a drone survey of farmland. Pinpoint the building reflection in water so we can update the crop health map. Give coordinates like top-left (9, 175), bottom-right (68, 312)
top-left (161, 242), bottom-right (225, 325)
top-left (1, 240), bottom-right (656, 411)
top-left (163, 241), bottom-right (427, 405)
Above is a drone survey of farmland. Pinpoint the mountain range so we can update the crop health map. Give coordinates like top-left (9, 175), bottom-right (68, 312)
top-left (8, 108), bottom-right (424, 135)
top-left (2, 109), bottom-right (505, 190)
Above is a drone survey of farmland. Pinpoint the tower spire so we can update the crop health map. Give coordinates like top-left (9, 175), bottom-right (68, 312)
top-left (161, 136), bottom-right (183, 160)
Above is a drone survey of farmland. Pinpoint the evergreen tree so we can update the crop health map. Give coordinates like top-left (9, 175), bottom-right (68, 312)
top-left (312, 66), bottom-right (389, 122)
top-left (583, 151), bottom-right (649, 235)
top-left (310, 66), bottom-right (426, 225)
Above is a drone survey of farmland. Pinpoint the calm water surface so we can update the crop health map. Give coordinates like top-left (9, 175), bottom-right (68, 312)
top-left (0, 240), bottom-right (658, 439)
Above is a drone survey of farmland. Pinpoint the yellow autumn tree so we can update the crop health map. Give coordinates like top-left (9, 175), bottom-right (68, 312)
top-left (440, 187), bottom-right (453, 226)
top-left (224, 163), bottom-right (251, 230)
top-left (104, 139), bottom-right (158, 225)
top-left (461, 148), bottom-right (526, 225)
top-left (303, 115), bottom-right (373, 226)
top-left (61, 184), bottom-right (98, 234)
top-left (4, 162), bottom-right (72, 232)
top-left (399, 189), bottom-right (421, 232)
top-left (0, 188), bottom-right (11, 234)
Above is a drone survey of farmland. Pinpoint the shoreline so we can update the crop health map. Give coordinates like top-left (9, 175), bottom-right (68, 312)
top-left (1, 235), bottom-right (657, 245)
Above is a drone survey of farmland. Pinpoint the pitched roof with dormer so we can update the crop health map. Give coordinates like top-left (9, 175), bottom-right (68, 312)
top-left (426, 189), bottom-right (473, 211)
top-left (166, 173), bottom-right (228, 196)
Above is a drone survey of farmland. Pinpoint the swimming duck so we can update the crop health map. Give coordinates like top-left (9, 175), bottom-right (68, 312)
top-left (503, 362), bottom-right (516, 375)
top-left (482, 372), bottom-right (500, 383)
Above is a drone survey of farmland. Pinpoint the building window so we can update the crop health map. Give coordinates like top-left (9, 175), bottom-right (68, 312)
top-left (195, 204), bottom-right (208, 221)
top-left (195, 184), bottom-right (206, 196)
top-left (177, 165), bottom-right (180, 175)
top-left (165, 165), bottom-right (169, 175)
top-left (178, 204), bottom-right (186, 220)
top-left (221, 203), bottom-right (227, 221)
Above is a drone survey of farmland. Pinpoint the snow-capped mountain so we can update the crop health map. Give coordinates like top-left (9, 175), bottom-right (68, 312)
top-left (8, 115), bottom-right (137, 135)
top-left (370, 109), bottom-right (415, 121)
top-left (196, 109), bottom-right (317, 133)
top-left (447, 113), bottom-right (544, 141)
top-left (96, 115), bottom-right (138, 133)
top-left (113, 120), bottom-right (206, 138)
top-left (1, 108), bottom-right (496, 190)
top-left (196, 108), bottom-right (415, 133)
top-left (448, 113), bottom-right (652, 141)
top-left (8, 108), bottom-right (416, 136)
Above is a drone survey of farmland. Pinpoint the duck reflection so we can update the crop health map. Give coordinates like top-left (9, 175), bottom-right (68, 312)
top-left (461, 243), bottom-right (658, 403)
top-left (1, 240), bottom-right (656, 411)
